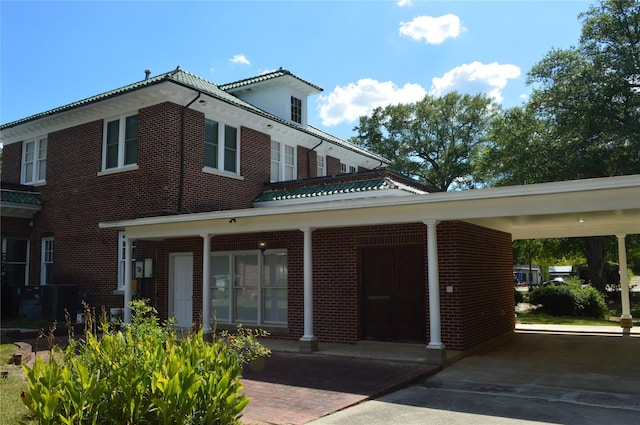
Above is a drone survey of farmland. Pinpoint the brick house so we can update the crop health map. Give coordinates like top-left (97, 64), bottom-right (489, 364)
top-left (2, 67), bottom-right (522, 363)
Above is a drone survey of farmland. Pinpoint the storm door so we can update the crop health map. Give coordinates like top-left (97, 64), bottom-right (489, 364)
top-left (362, 245), bottom-right (426, 342)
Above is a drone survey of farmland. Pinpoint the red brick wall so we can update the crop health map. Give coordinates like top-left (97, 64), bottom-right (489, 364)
top-left (326, 155), bottom-right (341, 175)
top-left (0, 101), bottom-right (274, 313)
top-left (437, 221), bottom-right (514, 350)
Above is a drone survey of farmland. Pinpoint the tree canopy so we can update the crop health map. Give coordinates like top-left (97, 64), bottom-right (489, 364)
top-left (350, 92), bottom-right (497, 191)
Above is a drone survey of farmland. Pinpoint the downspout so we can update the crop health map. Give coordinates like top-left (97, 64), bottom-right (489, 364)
top-left (307, 139), bottom-right (323, 178)
top-left (178, 92), bottom-right (201, 213)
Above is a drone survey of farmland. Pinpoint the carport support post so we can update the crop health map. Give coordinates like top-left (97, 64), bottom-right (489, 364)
top-left (617, 234), bottom-right (633, 335)
top-left (202, 234), bottom-right (212, 335)
top-left (299, 226), bottom-right (318, 353)
top-left (424, 220), bottom-right (446, 365)
top-left (123, 235), bottom-right (133, 324)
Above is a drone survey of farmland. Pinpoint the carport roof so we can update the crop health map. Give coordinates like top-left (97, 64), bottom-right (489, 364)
top-left (100, 174), bottom-right (640, 241)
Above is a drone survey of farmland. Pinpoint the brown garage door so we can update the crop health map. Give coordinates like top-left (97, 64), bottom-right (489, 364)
top-left (361, 245), bottom-right (426, 342)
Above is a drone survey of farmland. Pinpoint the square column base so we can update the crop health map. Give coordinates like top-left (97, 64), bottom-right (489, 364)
top-left (620, 317), bottom-right (634, 336)
top-left (426, 346), bottom-right (447, 365)
top-left (299, 337), bottom-right (319, 353)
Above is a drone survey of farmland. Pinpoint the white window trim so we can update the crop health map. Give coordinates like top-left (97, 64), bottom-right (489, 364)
top-left (102, 112), bottom-right (139, 172)
top-left (21, 137), bottom-right (47, 185)
top-left (211, 249), bottom-right (288, 326)
top-left (40, 237), bottom-right (54, 285)
top-left (270, 140), bottom-right (297, 182)
top-left (117, 232), bottom-right (136, 290)
top-left (202, 119), bottom-right (241, 176)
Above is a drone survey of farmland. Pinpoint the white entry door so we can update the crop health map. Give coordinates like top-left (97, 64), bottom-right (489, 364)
top-left (170, 253), bottom-right (193, 328)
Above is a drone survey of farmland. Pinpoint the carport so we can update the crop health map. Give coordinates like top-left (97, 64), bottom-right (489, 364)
top-left (100, 174), bottom-right (640, 363)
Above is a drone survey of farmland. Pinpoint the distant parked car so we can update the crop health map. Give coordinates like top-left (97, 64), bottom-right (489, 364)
top-left (541, 277), bottom-right (567, 286)
top-left (529, 277), bottom-right (567, 290)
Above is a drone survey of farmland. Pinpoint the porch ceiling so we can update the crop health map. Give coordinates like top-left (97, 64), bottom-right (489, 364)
top-left (99, 174), bottom-right (640, 241)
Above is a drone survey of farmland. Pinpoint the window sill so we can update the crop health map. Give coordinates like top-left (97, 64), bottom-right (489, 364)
top-left (112, 289), bottom-right (124, 295)
top-left (214, 322), bottom-right (288, 334)
top-left (202, 167), bottom-right (244, 181)
top-left (98, 164), bottom-right (139, 177)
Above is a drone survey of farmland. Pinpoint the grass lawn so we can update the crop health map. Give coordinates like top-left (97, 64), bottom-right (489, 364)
top-left (0, 341), bottom-right (37, 425)
top-left (515, 311), bottom-right (620, 326)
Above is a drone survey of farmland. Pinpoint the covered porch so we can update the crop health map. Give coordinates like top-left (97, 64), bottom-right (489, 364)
top-left (100, 174), bottom-right (640, 365)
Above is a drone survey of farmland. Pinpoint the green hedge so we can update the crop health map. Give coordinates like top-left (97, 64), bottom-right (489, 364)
top-left (529, 284), bottom-right (608, 319)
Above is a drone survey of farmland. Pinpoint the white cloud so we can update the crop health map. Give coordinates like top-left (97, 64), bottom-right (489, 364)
top-left (397, 0), bottom-right (412, 7)
top-left (399, 14), bottom-right (464, 45)
top-left (430, 61), bottom-right (521, 103)
top-left (230, 54), bottom-right (250, 65)
top-left (318, 78), bottom-right (427, 126)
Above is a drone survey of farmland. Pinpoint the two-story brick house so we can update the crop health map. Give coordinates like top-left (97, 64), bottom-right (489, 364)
top-left (2, 67), bottom-right (520, 363)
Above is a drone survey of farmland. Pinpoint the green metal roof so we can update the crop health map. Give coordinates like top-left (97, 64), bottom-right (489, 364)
top-left (0, 67), bottom-right (388, 164)
top-left (1, 189), bottom-right (43, 206)
top-left (219, 68), bottom-right (323, 92)
top-left (254, 178), bottom-right (417, 203)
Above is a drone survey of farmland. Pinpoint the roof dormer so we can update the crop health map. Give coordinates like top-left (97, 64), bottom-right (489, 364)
top-left (219, 68), bottom-right (322, 128)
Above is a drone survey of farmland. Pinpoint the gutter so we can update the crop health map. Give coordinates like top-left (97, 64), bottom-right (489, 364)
top-left (178, 92), bottom-right (202, 213)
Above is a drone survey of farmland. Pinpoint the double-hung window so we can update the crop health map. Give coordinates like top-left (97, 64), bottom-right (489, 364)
top-left (40, 237), bottom-right (54, 285)
top-left (22, 137), bottom-right (47, 184)
top-left (210, 250), bottom-right (288, 325)
top-left (103, 113), bottom-right (138, 171)
top-left (291, 96), bottom-right (302, 124)
top-left (317, 155), bottom-right (326, 177)
top-left (203, 118), bottom-right (239, 174)
top-left (270, 141), bottom-right (295, 182)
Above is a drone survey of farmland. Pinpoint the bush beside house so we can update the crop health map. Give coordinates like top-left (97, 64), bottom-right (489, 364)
top-left (21, 300), bottom-right (269, 425)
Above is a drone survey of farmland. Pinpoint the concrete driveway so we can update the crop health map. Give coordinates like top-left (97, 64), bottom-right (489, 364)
top-left (309, 332), bottom-right (640, 424)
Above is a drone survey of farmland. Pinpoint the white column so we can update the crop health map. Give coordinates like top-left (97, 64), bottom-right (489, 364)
top-left (617, 234), bottom-right (632, 320)
top-left (123, 236), bottom-right (133, 324)
top-left (300, 226), bottom-right (318, 350)
top-left (424, 220), bottom-right (444, 350)
top-left (202, 234), bottom-right (212, 334)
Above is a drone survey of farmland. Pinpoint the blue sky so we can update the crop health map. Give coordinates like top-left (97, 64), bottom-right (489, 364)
top-left (1, 0), bottom-right (591, 140)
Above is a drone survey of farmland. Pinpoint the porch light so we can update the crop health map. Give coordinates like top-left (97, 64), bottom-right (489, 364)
top-left (258, 240), bottom-right (267, 254)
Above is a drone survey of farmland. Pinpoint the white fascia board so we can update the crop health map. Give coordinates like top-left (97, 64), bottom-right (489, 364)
top-left (99, 175), bottom-right (640, 240)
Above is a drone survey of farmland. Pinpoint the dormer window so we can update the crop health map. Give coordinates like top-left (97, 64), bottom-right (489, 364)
top-left (291, 96), bottom-right (302, 124)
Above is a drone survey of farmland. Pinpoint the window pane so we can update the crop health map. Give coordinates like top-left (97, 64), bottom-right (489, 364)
top-left (106, 120), bottom-right (120, 168)
top-left (270, 141), bottom-right (280, 182)
top-left (124, 115), bottom-right (138, 165)
top-left (4, 239), bottom-right (28, 262)
top-left (211, 256), bottom-right (230, 322)
top-left (263, 253), bottom-right (288, 288)
top-left (204, 119), bottom-right (219, 168)
top-left (224, 125), bottom-right (237, 172)
top-left (284, 145), bottom-right (295, 180)
top-left (23, 163), bottom-right (34, 184)
top-left (233, 254), bottom-right (258, 322)
top-left (263, 288), bottom-right (287, 323)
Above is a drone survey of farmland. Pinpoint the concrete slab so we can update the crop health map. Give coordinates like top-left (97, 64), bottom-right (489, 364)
top-left (309, 332), bottom-right (640, 424)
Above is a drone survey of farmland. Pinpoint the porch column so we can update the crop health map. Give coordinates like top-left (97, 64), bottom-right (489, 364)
top-left (424, 219), bottom-right (446, 365)
top-left (617, 234), bottom-right (633, 334)
top-left (202, 234), bottom-right (212, 334)
top-left (123, 236), bottom-right (133, 324)
top-left (299, 226), bottom-right (318, 353)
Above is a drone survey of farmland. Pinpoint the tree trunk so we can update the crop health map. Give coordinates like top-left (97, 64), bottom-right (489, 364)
top-left (582, 236), bottom-right (606, 292)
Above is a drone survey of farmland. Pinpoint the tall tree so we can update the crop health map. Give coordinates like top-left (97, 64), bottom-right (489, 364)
top-left (351, 92), bottom-right (497, 191)
top-left (527, 0), bottom-right (640, 179)
top-left (486, 0), bottom-right (640, 291)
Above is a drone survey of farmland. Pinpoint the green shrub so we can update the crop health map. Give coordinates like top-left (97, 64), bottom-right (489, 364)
top-left (21, 300), bottom-right (269, 425)
top-left (529, 284), bottom-right (608, 319)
